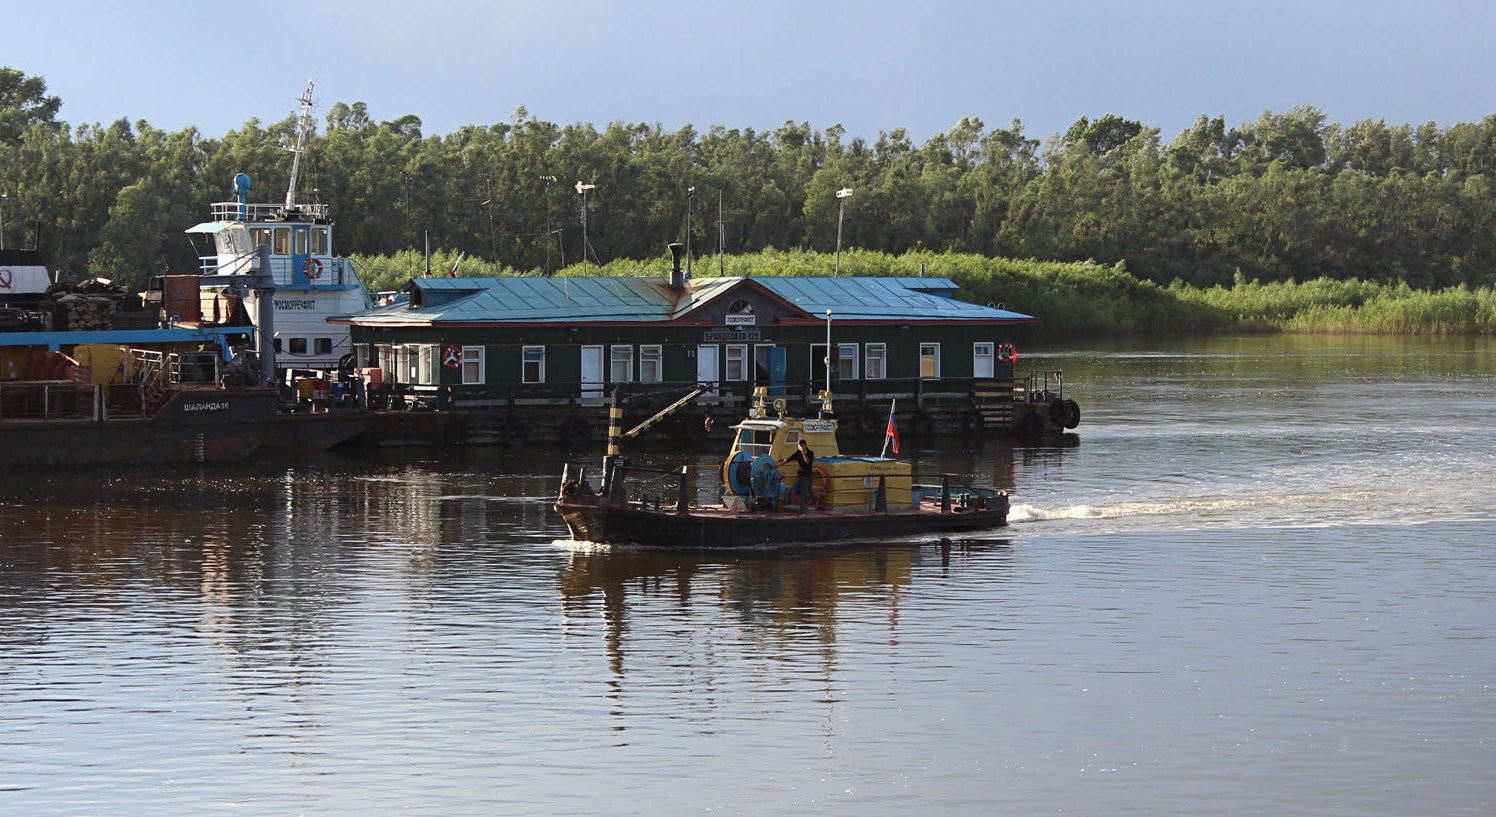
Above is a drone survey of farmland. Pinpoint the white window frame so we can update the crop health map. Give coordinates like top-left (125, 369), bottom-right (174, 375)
top-left (418, 345), bottom-right (437, 384)
top-left (609, 345), bottom-right (634, 383)
top-left (725, 344), bottom-right (748, 381)
top-left (461, 345), bottom-right (486, 385)
top-left (837, 342), bottom-right (859, 381)
top-left (809, 343), bottom-right (829, 384)
top-left (919, 342), bottom-right (941, 379)
top-left (639, 344), bottom-right (663, 383)
top-left (519, 345), bottom-right (544, 384)
top-left (753, 344), bottom-right (777, 385)
top-left (403, 344), bottom-right (419, 384)
top-left (864, 343), bottom-right (887, 379)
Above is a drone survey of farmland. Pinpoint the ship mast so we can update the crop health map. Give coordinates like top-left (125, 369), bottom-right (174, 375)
top-left (284, 81), bottom-right (315, 211)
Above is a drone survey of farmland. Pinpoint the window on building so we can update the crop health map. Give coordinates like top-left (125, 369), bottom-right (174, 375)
top-left (376, 344), bottom-right (393, 382)
top-left (973, 342), bottom-right (995, 378)
top-left (725, 298), bottom-right (756, 326)
top-left (865, 343), bottom-right (887, 379)
top-left (754, 344), bottom-right (776, 384)
top-left (315, 337), bottom-right (332, 355)
top-left (418, 345), bottom-right (436, 384)
top-left (609, 345), bottom-right (633, 382)
top-left (837, 343), bottom-right (859, 380)
top-left (250, 227), bottom-right (272, 248)
top-left (809, 343), bottom-right (830, 385)
top-left (920, 343), bottom-right (941, 379)
top-left (725, 344), bottom-right (748, 381)
top-left (463, 346), bottom-right (486, 385)
top-left (639, 345), bottom-right (663, 383)
top-left (312, 227), bottom-right (329, 254)
top-left (294, 229), bottom-right (309, 255)
top-left (521, 346), bottom-right (544, 384)
top-left (288, 337), bottom-right (308, 354)
top-left (273, 228), bottom-right (291, 255)
top-left (272, 337), bottom-right (283, 354)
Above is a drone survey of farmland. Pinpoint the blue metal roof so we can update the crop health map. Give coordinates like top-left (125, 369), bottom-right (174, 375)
top-left (340, 275), bottom-right (1032, 326)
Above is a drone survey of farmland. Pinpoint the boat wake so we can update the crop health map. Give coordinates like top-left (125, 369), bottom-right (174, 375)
top-left (1008, 482), bottom-right (1496, 534)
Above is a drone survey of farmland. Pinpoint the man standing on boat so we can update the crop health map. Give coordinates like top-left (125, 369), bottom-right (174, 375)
top-left (781, 439), bottom-right (816, 512)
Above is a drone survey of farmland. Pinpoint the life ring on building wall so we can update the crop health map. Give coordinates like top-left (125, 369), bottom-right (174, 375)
top-left (0, 268), bottom-right (12, 289)
top-left (442, 345), bottom-right (463, 369)
top-left (997, 342), bottom-right (1017, 363)
top-left (303, 258), bottom-right (324, 279)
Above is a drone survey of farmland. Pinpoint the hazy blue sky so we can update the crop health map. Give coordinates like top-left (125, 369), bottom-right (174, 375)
top-left (8, 0), bottom-right (1493, 144)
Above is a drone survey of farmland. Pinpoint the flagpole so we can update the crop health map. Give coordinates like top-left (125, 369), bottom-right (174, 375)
top-left (880, 398), bottom-right (897, 458)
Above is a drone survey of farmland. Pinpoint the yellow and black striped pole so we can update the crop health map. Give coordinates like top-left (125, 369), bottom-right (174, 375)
top-left (606, 386), bottom-right (624, 457)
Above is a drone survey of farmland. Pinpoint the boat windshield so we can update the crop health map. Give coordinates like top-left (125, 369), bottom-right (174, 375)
top-left (734, 426), bottom-right (776, 458)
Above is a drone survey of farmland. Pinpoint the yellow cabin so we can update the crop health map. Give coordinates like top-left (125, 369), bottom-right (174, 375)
top-left (721, 388), bottom-right (913, 511)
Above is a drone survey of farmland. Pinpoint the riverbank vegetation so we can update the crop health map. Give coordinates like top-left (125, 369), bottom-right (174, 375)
top-left (356, 247), bottom-right (1496, 336)
top-left (4, 67), bottom-right (1495, 334)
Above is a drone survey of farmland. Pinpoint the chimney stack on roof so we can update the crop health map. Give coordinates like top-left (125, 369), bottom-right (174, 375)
top-left (667, 242), bottom-right (686, 290)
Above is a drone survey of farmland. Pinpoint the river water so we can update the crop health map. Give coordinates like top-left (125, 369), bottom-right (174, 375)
top-left (2, 335), bottom-right (1492, 816)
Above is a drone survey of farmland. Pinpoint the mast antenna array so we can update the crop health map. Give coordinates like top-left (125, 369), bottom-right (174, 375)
top-left (284, 80), bottom-right (316, 211)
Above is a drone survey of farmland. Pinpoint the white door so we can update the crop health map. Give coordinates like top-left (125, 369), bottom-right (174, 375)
top-left (696, 345), bottom-right (719, 386)
top-left (973, 342), bottom-right (995, 378)
top-left (696, 344), bottom-right (719, 404)
top-left (580, 345), bottom-right (604, 404)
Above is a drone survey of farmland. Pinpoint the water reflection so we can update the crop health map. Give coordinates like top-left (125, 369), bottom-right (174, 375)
top-left (557, 538), bottom-right (1012, 678)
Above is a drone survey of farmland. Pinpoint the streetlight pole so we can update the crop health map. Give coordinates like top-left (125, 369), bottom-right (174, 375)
top-left (834, 187), bottom-right (853, 275)
top-left (575, 181), bottom-right (596, 265)
top-left (685, 185), bottom-right (695, 281)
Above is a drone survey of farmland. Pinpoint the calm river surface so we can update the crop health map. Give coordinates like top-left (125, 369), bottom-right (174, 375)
top-left (2, 335), bottom-right (1493, 816)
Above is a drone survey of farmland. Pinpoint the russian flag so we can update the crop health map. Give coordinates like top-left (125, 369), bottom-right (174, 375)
top-left (886, 407), bottom-right (901, 454)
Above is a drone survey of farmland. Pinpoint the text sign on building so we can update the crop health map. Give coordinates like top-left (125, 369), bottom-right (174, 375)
top-left (725, 314), bottom-right (756, 327)
top-left (704, 328), bottom-right (761, 342)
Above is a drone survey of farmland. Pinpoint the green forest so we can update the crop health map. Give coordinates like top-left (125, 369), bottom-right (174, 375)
top-left (3, 66), bottom-right (1495, 334)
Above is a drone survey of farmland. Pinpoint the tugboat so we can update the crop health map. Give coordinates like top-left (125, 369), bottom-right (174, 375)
top-left (555, 386), bottom-right (1009, 548)
top-left (188, 81), bottom-right (371, 376)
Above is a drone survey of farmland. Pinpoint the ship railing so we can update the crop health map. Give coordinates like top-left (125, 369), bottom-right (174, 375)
top-left (0, 381), bottom-right (100, 421)
top-left (198, 252), bottom-right (360, 288)
top-left (580, 459), bottom-right (1003, 517)
top-left (207, 201), bottom-right (331, 222)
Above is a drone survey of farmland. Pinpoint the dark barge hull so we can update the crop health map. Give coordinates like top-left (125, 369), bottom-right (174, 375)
top-left (556, 497), bottom-right (1009, 549)
top-left (0, 388), bottom-right (371, 467)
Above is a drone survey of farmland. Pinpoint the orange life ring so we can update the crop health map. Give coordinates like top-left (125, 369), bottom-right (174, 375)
top-left (303, 258), bottom-right (324, 279)
top-left (442, 345), bottom-right (462, 369)
top-left (998, 342), bottom-right (1017, 363)
top-left (810, 463), bottom-right (833, 506)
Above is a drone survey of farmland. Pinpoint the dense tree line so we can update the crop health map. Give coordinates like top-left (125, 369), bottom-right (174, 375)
top-left (3, 67), bottom-right (1495, 293)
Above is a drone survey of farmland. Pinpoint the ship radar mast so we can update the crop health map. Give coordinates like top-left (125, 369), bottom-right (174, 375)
top-left (284, 80), bottom-right (316, 212)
